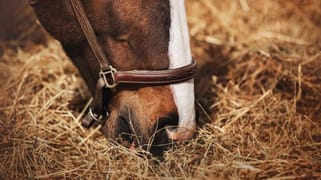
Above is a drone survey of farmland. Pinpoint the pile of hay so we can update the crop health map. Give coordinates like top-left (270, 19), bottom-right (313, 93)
top-left (1, 0), bottom-right (321, 179)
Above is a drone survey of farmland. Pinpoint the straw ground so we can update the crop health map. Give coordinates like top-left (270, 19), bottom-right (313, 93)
top-left (1, 0), bottom-right (321, 179)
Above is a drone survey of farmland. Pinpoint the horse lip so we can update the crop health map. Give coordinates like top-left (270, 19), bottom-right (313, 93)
top-left (165, 125), bottom-right (196, 144)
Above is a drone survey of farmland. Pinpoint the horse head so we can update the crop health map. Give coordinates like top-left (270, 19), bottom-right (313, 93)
top-left (31, 0), bottom-right (196, 154)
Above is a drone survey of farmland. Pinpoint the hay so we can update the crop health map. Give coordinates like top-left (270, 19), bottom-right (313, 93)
top-left (1, 0), bottom-right (321, 179)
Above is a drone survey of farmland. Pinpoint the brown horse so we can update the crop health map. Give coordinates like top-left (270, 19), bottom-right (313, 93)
top-left (30, 0), bottom-right (196, 154)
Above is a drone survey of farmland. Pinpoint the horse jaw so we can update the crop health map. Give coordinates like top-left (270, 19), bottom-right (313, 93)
top-left (167, 0), bottom-right (196, 143)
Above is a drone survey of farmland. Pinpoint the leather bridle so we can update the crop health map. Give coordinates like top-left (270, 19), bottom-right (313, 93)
top-left (36, 0), bottom-right (197, 128)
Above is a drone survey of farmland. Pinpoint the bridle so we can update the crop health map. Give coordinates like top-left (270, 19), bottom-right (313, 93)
top-left (31, 0), bottom-right (197, 128)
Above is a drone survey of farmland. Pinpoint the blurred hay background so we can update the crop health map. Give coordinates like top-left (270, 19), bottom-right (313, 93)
top-left (1, 0), bottom-right (321, 179)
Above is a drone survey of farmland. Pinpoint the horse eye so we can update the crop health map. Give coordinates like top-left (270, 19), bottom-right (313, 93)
top-left (113, 33), bottom-right (130, 43)
top-left (29, 0), bottom-right (39, 5)
top-left (115, 37), bottom-right (128, 42)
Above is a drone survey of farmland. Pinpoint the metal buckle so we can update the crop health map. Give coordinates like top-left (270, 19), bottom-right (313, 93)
top-left (99, 66), bottom-right (118, 88)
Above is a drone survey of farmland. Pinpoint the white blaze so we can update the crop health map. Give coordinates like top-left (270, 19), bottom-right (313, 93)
top-left (168, 0), bottom-right (196, 140)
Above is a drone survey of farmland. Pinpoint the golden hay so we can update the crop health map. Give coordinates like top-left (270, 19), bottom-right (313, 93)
top-left (1, 0), bottom-right (321, 179)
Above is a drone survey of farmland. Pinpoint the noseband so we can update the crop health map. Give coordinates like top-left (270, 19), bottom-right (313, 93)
top-left (68, 0), bottom-right (197, 128)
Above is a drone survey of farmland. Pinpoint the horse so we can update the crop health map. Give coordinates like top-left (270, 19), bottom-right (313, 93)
top-left (30, 0), bottom-right (197, 154)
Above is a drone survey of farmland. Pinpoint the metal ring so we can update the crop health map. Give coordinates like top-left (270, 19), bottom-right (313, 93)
top-left (88, 108), bottom-right (104, 123)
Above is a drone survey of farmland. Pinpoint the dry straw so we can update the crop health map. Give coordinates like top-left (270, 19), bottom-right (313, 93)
top-left (1, 0), bottom-right (321, 179)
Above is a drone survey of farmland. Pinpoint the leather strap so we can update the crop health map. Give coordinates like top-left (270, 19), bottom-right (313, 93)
top-left (81, 78), bottom-right (108, 128)
top-left (70, 0), bottom-right (111, 71)
top-left (115, 60), bottom-right (197, 84)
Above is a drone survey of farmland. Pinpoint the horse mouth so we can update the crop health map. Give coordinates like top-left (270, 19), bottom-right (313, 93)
top-left (114, 109), bottom-right (178, 156)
